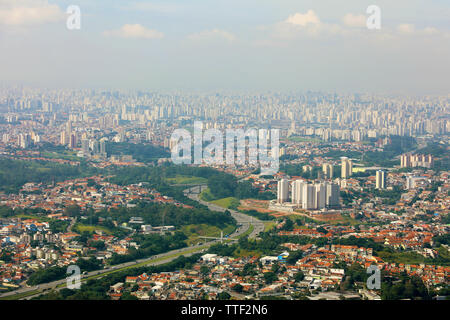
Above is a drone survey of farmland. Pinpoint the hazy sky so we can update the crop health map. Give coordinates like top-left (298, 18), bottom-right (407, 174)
top-left (0, 0), bottom-right (449, 94)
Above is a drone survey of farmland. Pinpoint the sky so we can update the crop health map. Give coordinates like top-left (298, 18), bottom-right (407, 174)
top-left (0, 0), bottom-right (449, 95)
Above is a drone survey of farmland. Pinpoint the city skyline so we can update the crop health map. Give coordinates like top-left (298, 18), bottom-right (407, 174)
top-left (0, 0), bottom-right (448, 304)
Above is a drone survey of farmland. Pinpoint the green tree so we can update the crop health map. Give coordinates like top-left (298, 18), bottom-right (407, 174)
top-left (281, 219), bottom-right (294, 231)
top-left (217, 291), bottom-right (231, 300)
top-left (286, 251), bottom-right (303, 265)
top-left (233, 284), bottom-right (244, 293)
top-left (65, 204), bottom-right (82, 217)
top-left (294, 271), bottom-right (305, 282)
top-left (263, 272), bottom-right (277, 284)
top-left (121, 292), bottom-right (139, 300)
top-left (200, 265), bottom-right (210, 277)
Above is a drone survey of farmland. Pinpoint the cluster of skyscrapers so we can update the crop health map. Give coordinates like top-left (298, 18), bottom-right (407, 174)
top-left (400, 153), bottom-right (434, 168)
top-left (17, 133), bottom-right (34, 149)
top-left (60, 121), bottom-right (77, 148)
top-left (80, 138), bottom-right (107, 159)
top-left (277, 179), bottom-right (340, 210)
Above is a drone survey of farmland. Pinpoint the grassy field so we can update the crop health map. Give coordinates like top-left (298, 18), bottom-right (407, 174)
top-left (41, 151), bottom-right (82, 162)
top-left (166, 175), bottom-right (208, 185)
top-left (287, 136), bottom-right (321, 143)
top-left (377, 246), bottom-right (450, 266)
top-left (377, 251), bottom-right (427, 265)
top-left (233, 248), bottom-right (262, 258)
top-left (73, 223), bottom-right (112, 234)
top-left (199, 187), bottom-right (240, 209)
top-left (211, 197), bottom-right (240, 209)
top-left (182, 223), bottom-right (236, 245)
top-left (328, 215), bottom-right (361, 226)
top-left (263, 221), bottom-right (276, 232)
top-left (199, 188), bottom-right (215, 201)
top-left (16, 215), bottom-right (51, 222)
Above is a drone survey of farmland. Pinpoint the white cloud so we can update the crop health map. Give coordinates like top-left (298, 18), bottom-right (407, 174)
top-left (342, 13), bottom-right (366, 28)
top-left (103, 24), bottom-right (164, 39)
top-left (397, 24), bottom-right (415, 34)
top-left (396, 24), bottom-right (442, 37)
top-left (422, 27), bottom-right (439, 36)
top-left (271, 10), bottom-right (352, 39)
top-left (187, 29), bottom-right (236, 42)
top-left (285, 10), bottom-right (320, 27)
top-left (0, 0), bottom-right (64, 26)
top-left (263, 10), bottom-right (448, 45)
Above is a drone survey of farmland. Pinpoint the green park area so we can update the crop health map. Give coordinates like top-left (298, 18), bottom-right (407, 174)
top-left (166, 175), bottom-right (208, 185)
top-left (287, 136), bottom-right (322, 143)
top-left (181, 223), bottom-right (236, 245)
top-left (16, 214), bottom-right (51, 222)
top-left (210, 197), bottom-right (240, 210)
top-left (73, 223), bottom-right (112, 235)
top-left (41, 151), bottom-right (82, 162)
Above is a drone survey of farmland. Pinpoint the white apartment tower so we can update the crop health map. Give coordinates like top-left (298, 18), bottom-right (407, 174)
top-left (341, 157), bottom-right (352, 179)
top-left (60, 131), bottom-right (67, 145)
top-left (322, 163), bottom-right (334, 179)
top-left (376, 170), bottom-right (386, 189)
top-left (315, 183), bottom-right (327, 209)
top-left (302, 184), bottom-right (316, 210)
top-left (291, 180), bottom-right (304, 205)
top-left (277, 179), bottom-right (289, 203)
top-left (326, 183), bottom-right (340, 208)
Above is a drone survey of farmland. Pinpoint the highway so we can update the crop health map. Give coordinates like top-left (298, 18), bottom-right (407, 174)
top-left (0, 184), bottom-right (264, 300)
top-left (0, 242), bottom-right (216, 300)
top-left (184, 185), bottom-right (265, 239)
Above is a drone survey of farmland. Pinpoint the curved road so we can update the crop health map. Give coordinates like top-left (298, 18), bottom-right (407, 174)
top-left (1, 184), bottom-right (263, 300)
top-left (0, 242), bottom-right (213, 300)
top-left (184, 185), bottom-right (265, 239)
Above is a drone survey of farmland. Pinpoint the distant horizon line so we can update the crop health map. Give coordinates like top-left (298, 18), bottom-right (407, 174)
top-left (0, 84), bottom-right (448, 98)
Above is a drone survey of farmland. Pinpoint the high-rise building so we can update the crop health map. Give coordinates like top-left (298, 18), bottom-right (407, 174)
top-left (31, 132), bottom-right (40, 143)
top-left (406, 176), bottom-right (413, 190)
top-left (291, 180), bottom-right (304, 205)
top-left (302, 184), bottom-right (316, 210)
top-left (69, 134), bottom-right (76, 149)
top-left (401, 153), bottom-right (433, 168)
top-left (100, 140), bottom-right (107, 154)
top-left (376, 170), bottom-right (386, 189)
top-left (60, 131), bottom-right (67, 145)
top-left (18, 133), bottom-right (31, 149)
top-left (66, 121), bottom-right (72, 134)
top-left (288, 181), bottom-right (341, 210)
top-left (92, 140), bottom-right (100, 155)
top-left (322, 163), bottom-right (334, 179)
top-left (81, 139), bottom-right (90, 156)
top-left (400, 154), bottom-right (410, 168)
top-left (314, 183), bottom-right (326, 209)
top-left (341, 157), bottom-right (352, 179)
top-left (326, 183), bottom-right (340, 208)
top-left (277, 179), bottom-right (289, 203)
top-left (2, 134), bottom-right (9, 144)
